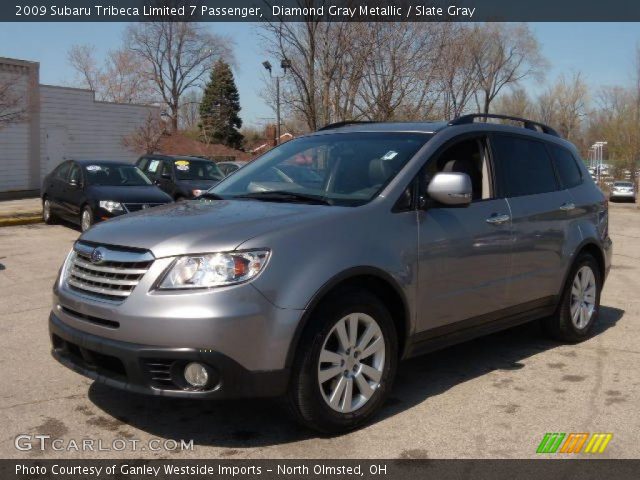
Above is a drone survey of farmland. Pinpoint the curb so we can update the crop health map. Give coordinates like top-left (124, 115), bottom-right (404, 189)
top-left (0, 215), bottom-right (43, 227)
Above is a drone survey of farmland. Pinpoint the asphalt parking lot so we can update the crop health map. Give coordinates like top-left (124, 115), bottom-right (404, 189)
top-left (1, 202), bottom-right (639, 459)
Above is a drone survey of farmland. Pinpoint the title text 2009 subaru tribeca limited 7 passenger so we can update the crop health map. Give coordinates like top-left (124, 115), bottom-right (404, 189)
top-left (50, 114), bottom-right (612, 433)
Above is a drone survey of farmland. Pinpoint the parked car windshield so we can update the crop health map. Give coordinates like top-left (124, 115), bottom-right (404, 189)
top-left (614, 181), bottom-right (633, 187)
top-left (174, 159), bottom-right (223, 181)
top-left (84, 164), bottom-right (152, 186)
top-left (209, 132), bottom-right (431, 206)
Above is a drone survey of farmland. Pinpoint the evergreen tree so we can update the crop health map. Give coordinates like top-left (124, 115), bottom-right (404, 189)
top-left (199, 60), bottom-right (244, 149)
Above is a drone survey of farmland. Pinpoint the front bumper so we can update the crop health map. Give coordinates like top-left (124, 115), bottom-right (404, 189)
top-left (610, 191), bottom-right (636, 200)
top-left (50, 313), bottom-right (289, 399)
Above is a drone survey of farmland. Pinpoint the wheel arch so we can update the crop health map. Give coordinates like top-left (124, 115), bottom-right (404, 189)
top-left (562, 239), bottom-right (606, 292)
top-left (284, 266), bottom-right (411, 369)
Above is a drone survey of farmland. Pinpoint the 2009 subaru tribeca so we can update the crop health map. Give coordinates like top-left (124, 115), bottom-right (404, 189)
top-left (50, 114), bottom-right (612, 433)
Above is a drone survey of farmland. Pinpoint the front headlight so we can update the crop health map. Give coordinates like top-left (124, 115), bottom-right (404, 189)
top-left (99, 200), bottom-right (124, 213)
top-left (59, 248), bottom-right (77, 285)
top-left (192, 189), bottom-right (203, 197)
top-left (158, 250), bottom-right (270, 289)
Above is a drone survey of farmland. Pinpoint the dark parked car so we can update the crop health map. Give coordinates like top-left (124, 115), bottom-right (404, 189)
top-left (42, 160), bottom-right (172, 231)
top-left (136, 155), bottom-right (224, 200)
top-left (217, 161), bottom-right (249, 177)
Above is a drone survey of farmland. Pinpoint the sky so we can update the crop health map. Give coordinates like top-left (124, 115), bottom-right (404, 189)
top-left (1, 22), bottom-right (639, 128)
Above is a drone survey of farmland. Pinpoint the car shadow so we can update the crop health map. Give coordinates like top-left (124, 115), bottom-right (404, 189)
top-left (87, 305), bottom-right (624, 447)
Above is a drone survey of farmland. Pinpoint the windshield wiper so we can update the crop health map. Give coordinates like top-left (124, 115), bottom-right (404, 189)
top-left (199, 192), bottom-right (224, 200)
top-left (234, 191), bottom-right (332, 205)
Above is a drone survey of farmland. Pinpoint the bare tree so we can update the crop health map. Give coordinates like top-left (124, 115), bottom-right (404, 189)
top-left (126, 22), bottom-right (232, 132)
top-left (122, 111), bottom-right (167, 154)
top-left (436, 24), bottom-right (481, 119)
top-left (68, 44), bottom-right (155, 104)
top-left (535, 73), bottom-right (588, 140)
top-left (493, 87), bottom-right (531, 119)
top-left (355, 23), bottom-right (445, 121)
top-left (471, 23), bottom-right (547, 115)
top-left (179, 89), bottom-right (202, 132)
top-left (0, 75), bottom-right (26, 129)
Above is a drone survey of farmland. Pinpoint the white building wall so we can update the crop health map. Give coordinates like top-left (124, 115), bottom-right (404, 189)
top-left (39, 85), bottom-right (157, 182)
top-left (0, 57), bottom-right (158, 196)
top-left (0, 64), bottom-right (31, 192)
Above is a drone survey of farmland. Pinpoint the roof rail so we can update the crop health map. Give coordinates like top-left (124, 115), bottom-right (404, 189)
top-left (317, 120), bottom-right (375, 131)
top-left (449, 114), bottom-right (560, 137)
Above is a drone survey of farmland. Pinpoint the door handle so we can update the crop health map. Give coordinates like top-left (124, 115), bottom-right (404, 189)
top-left (559, 202), bottom-right (575, 211)
top-left (486, 214), bottom-right (510, 225)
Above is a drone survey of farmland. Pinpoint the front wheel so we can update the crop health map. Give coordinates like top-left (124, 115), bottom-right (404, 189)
top-left (287, 289), bottom-right (398, 434)
top-left (43, 198), bottom-right (56, 224)
top-left (544, 253), bottom-right (602, 342)
top-left (80, 205), bottom-right (93, 232)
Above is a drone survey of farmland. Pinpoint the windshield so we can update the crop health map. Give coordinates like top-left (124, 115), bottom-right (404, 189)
top-left (174, 159), bottom-right (223, 181)
top-left (85, 164), bottom-right (151, 186)
top-left (614, 182), bottom-right (633, 187)
top-left (209, 132), bottom-right (430, 206)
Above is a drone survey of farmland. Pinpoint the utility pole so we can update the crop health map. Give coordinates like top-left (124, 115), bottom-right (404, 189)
top-left (262, 59), bottom-right (291, 145)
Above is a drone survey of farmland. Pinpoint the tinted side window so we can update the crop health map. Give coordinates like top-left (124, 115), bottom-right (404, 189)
top-left (137, 158), bottom-right (149, 171)
top-left (549, 145), bottom-right (583, 189)
top-left (492, 135), bottom-right (558, 197)
top-left (69, 164), bottom-right (81, 184)
top-left (161, 161), bottom-right (173, 177)
top-left (54, 162), bottom-right (71, 180)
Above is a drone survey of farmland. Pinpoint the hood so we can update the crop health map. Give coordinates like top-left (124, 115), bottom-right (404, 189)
top-left (80, 199), bottom-right (342, 258)
top-left (88, 185), bottom-right (172, 203)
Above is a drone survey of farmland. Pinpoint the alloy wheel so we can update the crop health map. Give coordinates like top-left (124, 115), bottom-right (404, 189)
top-left (570, 265), bottom-right (597, 329)
top-left (43, 200), bottom-right (50, 221)
top-left (81, 209), bottom-right (91, 232)
top-left (317, 313), bottom-right (385, 413)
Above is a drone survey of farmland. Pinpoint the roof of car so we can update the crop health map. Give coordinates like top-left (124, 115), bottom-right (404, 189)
top-left (140, 154), bottom-right (215, 162)
top-left (313, 121), bottom-right (449, 134)
top-left (313, 114), bottom-right (563, 140)
top-left (72, 159), bottom-right (134, 167)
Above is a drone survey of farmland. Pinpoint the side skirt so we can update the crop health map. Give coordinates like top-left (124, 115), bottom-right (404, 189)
top-left (405, 296), bottom-right (558, 359)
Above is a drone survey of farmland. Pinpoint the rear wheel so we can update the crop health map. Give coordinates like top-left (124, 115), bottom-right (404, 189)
top-left (80, 205), bottom-right (93, 232)
top-left (544, 253), bottom-right (601, 342)
top-left (42, 198), bottom-right (56, 224)
top-left (287, 289), bottom-right (398, 434)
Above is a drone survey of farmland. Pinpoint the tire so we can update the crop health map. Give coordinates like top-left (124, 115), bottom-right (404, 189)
top-left (42, 198), bottom-right (56, 225)
top-left (80, 205), bottom-right (93, 232)
top-left (544, 253), bottom-right (602, 342)
top-left (287, 288), bottom-right (398, 434)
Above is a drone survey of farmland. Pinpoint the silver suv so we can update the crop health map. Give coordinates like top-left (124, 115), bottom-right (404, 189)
top-left (50, 114), bottom-right (612, 433)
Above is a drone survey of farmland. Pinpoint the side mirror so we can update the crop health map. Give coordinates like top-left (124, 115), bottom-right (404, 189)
top-left (426, 172), bottom-right (472, 206)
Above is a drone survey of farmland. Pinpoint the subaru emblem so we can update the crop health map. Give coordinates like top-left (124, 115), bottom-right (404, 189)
top-left (90, 247), bottom-right (105, 264)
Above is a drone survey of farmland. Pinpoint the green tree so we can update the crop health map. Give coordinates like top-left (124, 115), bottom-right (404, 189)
top-left (199, 60), bottom-right (244, 149)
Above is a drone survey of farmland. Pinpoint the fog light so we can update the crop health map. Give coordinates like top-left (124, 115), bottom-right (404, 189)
top-left (184, 362), bottom-right (208, 387)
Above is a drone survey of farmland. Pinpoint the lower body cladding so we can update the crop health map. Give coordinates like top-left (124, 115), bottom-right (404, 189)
top-left (49, 314), bottom-right (289, 398)
top-left (49, 274), bottom-right (302, 399)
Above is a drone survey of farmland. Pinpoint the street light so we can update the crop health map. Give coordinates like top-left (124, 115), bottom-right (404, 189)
top-left (263, 58), bottom-right (290, 145)
top-left (591, 141), bottom-right (608, 185)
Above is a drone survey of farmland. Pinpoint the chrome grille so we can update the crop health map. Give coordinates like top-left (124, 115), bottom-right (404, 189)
top-left (123, 203), bottom-right (164, 213)
top-left (67, 242), bottom-right (154, 301)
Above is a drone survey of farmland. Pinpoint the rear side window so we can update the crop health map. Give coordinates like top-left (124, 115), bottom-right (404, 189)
top-left (549, 145), bottom-right (583, 189)
top-left (491, 135), bottom-right (558, 197)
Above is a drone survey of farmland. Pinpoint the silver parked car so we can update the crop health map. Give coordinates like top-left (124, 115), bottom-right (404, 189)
top-left (49, 114), bottom-right (612, 433)
top-left (609, 181), bottom-right (636, 202)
